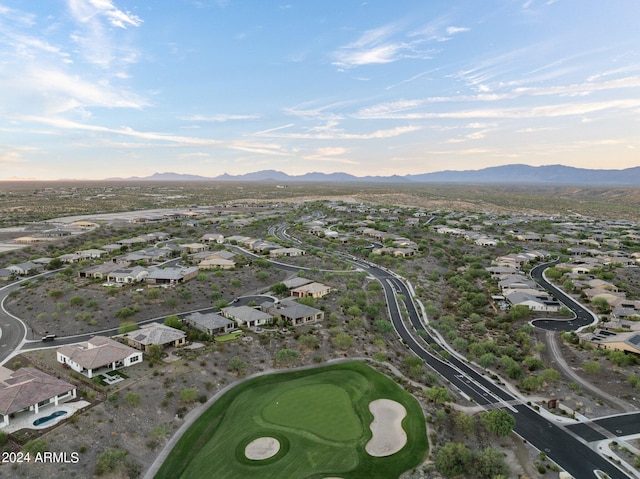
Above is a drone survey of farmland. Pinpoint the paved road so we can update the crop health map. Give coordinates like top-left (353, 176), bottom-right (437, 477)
top-left (350, 257), bottom-right (633, 479)
top-left (530, 261), bottom-right (598, 331)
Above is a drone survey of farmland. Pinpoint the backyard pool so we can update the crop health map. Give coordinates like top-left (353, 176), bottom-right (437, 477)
top-left (33, 410), bottom-right (67, 427)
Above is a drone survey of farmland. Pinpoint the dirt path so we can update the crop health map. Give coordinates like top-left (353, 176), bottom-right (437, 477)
top-left (544, 330), bottom-right (636, 413)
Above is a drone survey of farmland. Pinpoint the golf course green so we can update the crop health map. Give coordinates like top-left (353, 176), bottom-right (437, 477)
top-left (155, 361), bottom-right (428, 479)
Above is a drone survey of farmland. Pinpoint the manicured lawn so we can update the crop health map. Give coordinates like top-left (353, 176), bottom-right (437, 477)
top-left (155, 361), bottom-right (428, 479)
top-left (214, 330), bottom-right (244, 342)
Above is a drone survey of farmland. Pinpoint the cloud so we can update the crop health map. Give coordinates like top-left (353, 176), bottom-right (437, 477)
top-left (283, 100), bottom-right (349, 121)
top-left (355, 76), bottom-right (640, 119)
top-left (0, 151), bottom-right (27, 164)
top-left (17, 115), bottom-right (292, 157)
top-left (66, 0), bottom-right (142, 68)
top-left (358, 99), bottom-right (640, 121)
top-left (445, 26), bottom-right (469, 35)
top-left (180, 114), bottom-right (261, 122)
top-left (67, 0), bottom-right (142, 29)
top-left (302, 147), bottom-right (359, 165)
top-left (0, 64), bottom-right (148, 115)
top-left (332, 23), bottom-right (434, 69)
top-left (256, 124), bottom-right (420, 140)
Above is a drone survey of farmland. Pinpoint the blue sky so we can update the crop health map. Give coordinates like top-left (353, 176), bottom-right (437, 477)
top-left (1, 1), bottom-right (639, 180)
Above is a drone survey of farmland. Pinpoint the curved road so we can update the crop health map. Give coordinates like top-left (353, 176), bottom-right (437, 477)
top-left (530, 260), bottom-right (598, 331)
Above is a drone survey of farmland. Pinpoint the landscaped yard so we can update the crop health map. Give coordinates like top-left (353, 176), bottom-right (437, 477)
top-left (154, 361), bottom-right (428, 479)
top-left (214, 330), bottom-right (244, 342)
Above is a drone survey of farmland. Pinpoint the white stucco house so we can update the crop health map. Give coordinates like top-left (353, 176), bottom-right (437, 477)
top-left (56, 336), bottom-right (143, 378)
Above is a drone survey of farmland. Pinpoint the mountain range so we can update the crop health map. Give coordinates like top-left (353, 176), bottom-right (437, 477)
top-left (105, 164), bottom-right (640, 186)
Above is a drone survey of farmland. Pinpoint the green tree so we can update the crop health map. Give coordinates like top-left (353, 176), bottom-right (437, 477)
top-left (275, 348), bottom-right (299, 365)
top-left (297, 296), bottom-right (316, 307)
top-left (523, 356), bottom-right (544, 371)
top-left (478, 352), bottom-right (497, 369)
top-left (48, 288), bottom-right (64, 299)
top-left (476, 447), bottom-right (509, 479)
top-left (539, 368), bottom-right (560, 384)
top-left (94, 447), bottom-right (137, 476)
top-left (118, 321), bottom-right (138, 334)
top-left (373, 319), bottom-right (394, 333)
top-left (147, 288), bottom-right (161, 299)
top-left (608, 350), bottom-right (637, 366)
top-left (22, 438), bottom-right (48, 455)
top-left (583, 361), bottom-right (601, 374)
top-left (453, 411), bottom-right (475, 438)
top-left (545, 267), bottom-right (564, 280)
top-left (115, 307), bottom-right (136, 319)
top-left (298, 334), bottom-right (319, 349)
top-left (425, 386), bottom-right (451, 404)
top-left (591, 297), bottom-right (611, 314)
top-left (228, 356), bottom-right (248, 373)
top-left (270, 282), bottom-right (288, 295)
top-left (214, 299), bottom-right (229, 310)
top-left (481, 409), bottom-right (516, 437)
top-left (435, 442), bottom-right (472, 478)
top-left (509, 304), bottom-right (531, 321)
top-left (69, 295), bottom-right (85, 307)
top-left (47, 258), bottom-right (63, 270)
top-left (333, 333), bottom-right (354, 350)
top-left (164, 315), bottom-right (184, 330)
top-left (147, 344), bottom-right (163, 360)
top-left (180, 387), bottom-right (198, 403)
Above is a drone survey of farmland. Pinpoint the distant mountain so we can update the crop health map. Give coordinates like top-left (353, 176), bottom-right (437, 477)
top-left (407, 164), bottom-right (640, 185)
top-left (106, 172), bottom-right (212, 181)
top-left (103, 164), bottom-right (640, 186)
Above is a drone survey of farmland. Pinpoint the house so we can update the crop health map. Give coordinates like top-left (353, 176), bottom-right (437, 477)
top-left (107, 266), bottom-right (150, 284)
top-left (486, 266), bottom-right (520, 277)
top-left (0, 269), bottom-right (13, 281)
top-left (221, 306), bottom-right (272, 328)
top-left (505, 290), bottom-right (561, 312)
top-left (475, 237), bottom-right (498, 246)
top-left (59, 253), bottom-right (85, 264)
top-left (146, 266), bottom-right (199, 285)
top-left (498, 276), bottom-right (537, 292)
top-left (56, 336), bottom-right (143, 378)
top-left (290, 282), bottom-right (331, 299)
top-left (0, 367), bottom-right (77, 427)
top-left (579, 329), bottom-right (640, 355)
top-left (265, 299), bottom-right (324, 326)
top-left (282, 277), bottom-right (313, 290)
top-left (199, 257), bottom-right (236, 270)
top-left (183, 312), bottom-right (235, 336)
top-left (78, 249), bottom-right (107, 259)
top-left (78, 263), bottom-right (121, 279)
top-left (269, 248), bottom-right (305, 258)
top-left (121, 323), bottom-right (186, 352)
top-left (201, 233), bottom-right (224, 244)
top-left (180, 243), bottom-right (208, 254)
top-left (7, 261), bottom-right (43, 276)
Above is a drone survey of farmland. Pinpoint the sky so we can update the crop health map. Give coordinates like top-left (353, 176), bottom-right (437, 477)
top-left (0, 1), bottom-right (639, 180)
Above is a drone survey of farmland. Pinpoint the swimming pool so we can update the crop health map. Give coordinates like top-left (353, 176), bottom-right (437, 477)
top-left (33, 410), bottom-right (67, 427)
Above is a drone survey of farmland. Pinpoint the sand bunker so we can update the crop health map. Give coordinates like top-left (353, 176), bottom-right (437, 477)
top-left (365, 399), bottom-right (407, 457)
top-left (245, 437), bottom-right (280, 460)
